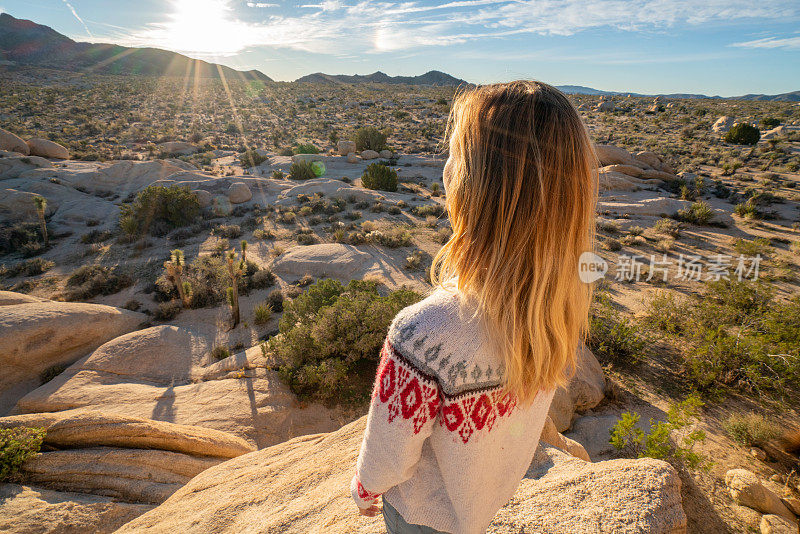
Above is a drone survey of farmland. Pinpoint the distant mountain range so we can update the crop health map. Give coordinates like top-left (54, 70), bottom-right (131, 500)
top-left (295, 70), bottom-right (468, 86)
top-left (0, 13), bottom-right (272, 81)
top-left (1, 12), bottom-right (797, 100)
top-left (554, 85), bottom-right (800, 102)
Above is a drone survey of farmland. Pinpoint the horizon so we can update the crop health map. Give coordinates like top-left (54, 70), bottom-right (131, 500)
top-left (2, 1), bottom-right (800, 96)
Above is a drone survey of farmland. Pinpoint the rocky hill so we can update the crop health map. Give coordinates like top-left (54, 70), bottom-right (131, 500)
top-left (0, 13), bottom-right (272, 81)
top-left (295, 70), bottom-right (467, 86)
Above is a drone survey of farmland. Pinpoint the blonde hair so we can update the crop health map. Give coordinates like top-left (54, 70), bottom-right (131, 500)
top-left (431, 80), bottom-right (598, 404)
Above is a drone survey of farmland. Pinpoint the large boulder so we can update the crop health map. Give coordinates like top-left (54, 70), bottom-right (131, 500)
top-left (712, 116), bottom-right (735, 133)
top-left (26, 138), bottom-right (70, 159)
top-left (539, 416), bottom-right (590, 461)
top-left (361, 149), bottom-right (380, 160)
top-left (595, 144), bottom-right (646, 168)
top-left (156, 142), bottom-right (198, 156)
top-left (15, 326), bottom-right (340, 448)
top-left (598, 197), bottom-right (690, 217)
top-left (337, 140), bottom-right (357, 156)
top-left (227, 182), bottom-right (252, 204)
top-left (548, 345), bottom-right (605, 432)
top-left (725, 469), bottom-right (796, 523)
top-left (0, 483), bottom-right (152, 534)
top-left (115, 416), bottom-right (686, 533)
top-left (761, 514), bottom-right (797, 534)
top-left (0, 291), bottom-right (47, 306)
top-left (0, 300), bottom-right (144, 414)
top-left (0, 188), bottom-right (57, 221)
top-left (276, 178), bottom-right (385, 204)
top-left (0, 128), bottom-right (29, 155)
top-left (271, 243), bottom-right (379, 281)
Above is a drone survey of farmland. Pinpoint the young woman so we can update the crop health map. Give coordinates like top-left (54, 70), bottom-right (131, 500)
top-left (351, 80), bottom-right (598, 534)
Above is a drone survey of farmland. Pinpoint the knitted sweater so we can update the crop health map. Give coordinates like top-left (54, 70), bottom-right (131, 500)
top-left (351, 284), bottom-right (555, 534)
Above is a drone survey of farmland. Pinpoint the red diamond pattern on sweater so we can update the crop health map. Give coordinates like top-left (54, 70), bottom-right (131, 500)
top-left (375, 340), bottom-right (439, 435)
top-left (356, 477), bottom-right (381, 501)
top-left (374, 340), bottom-right (518, 443)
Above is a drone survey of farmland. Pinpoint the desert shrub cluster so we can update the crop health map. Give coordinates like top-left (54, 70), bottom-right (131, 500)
top-left (267, 279), bottom-right (420, 405)
top-left (64, 264), bottom-right (133, 301)
top-left (642, 280), bottom-right (800, 394)
top-left (354, 126), bottom-right (388, 152)
top-left (155, 253), bottom-right (276, 309)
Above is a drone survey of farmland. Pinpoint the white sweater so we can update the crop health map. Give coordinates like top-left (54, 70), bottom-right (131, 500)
top-left (351, 285), bottom-right (555, 534)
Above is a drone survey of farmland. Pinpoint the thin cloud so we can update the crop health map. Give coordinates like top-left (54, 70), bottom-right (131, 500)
top-left (77, 0), bottom-right (800, 56)
top-left (62, 0), bottom-right (94, 38)
top-left (731, 35), bottom-right (800, 50)
top-left (247, 2), bottom-right (279, 7)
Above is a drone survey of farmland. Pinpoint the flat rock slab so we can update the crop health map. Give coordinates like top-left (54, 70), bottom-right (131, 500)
top-left (0, 408), bottom-right (255, 458)
top-left (0, 483), bottom-right (152, 534)
top-left (115, 416), bottom-right (686, 534)
top-left (15, 326), bottom-right (341, 449)
top-left (271, 243), bottom-right (380, 281)
top-left (20, 447), bottom-right (221, 504)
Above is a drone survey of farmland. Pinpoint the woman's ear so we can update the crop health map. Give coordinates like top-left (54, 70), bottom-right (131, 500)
top-left (443, 156), bottom-right (453, 196)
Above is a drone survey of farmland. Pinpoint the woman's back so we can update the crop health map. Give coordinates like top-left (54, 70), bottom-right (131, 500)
top-left (352, 284), bottom-right (554, 534)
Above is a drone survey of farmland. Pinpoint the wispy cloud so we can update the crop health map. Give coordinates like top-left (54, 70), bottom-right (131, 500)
top-left (61, 0), bottom-right (93, 38)
top-left (78, 0), bottom-right (800, 57)
top-left (731, 35), bottom-right (800, 50)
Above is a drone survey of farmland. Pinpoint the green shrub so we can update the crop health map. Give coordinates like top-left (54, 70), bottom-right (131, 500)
top-left (722, 412), bottom-right (782, 447)
top-left (724, 123), bottom-right (760, 145)
top-left (120, 185), bottom-right (200, 237)
top-left (64, 265), bottom-right (132, 301)
top-left (760, 117), bottom-right (779, 129)
top-left (366, 227), bottom-right (412, 248)
top-left (1, 427), bottom-right (45, 482)
top-left (239, 149), bottom-right (267, 168)
top-left (268, 279), bottom-right (421, 405)
top-left (213, 224), bottom-right (242, 239)
top-left (253, 303), bottom-right (273, 325)
top-left (268, 289), bottom-right (284, 312)
top-left (675, 201), bottom-right (714, 225)
top-left (588, 294), bottom-right (648, 365)
top-left (412, 204), bottom-right (445, 218)
top-left (734, 200), bottom-right (761, 219)
top-left (610, 395), bottom-right (708, 471)
top-left (354, 126), bottom-right (387, 152)
top-left (211, 345), bottom-right (230, 360)
top-left (293, 143), bottom-right (319, 155)
top-left (361, 163), bottom-right (398, 192)
top-left (153, 300), bottom-right (181, 321)
top-left (653, 218), bottom-right (680, 238)
top-left (0, 223), bottom-right (44, 256)
top-left (290, 160), bottom-right (317, 180)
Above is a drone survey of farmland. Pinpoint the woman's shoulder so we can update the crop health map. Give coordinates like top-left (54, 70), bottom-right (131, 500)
top-left (386, 284), bottom-right (503, 395)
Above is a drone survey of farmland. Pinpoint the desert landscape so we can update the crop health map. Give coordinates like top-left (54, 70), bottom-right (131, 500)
top-left (1, 9), bottom-right (800, 534)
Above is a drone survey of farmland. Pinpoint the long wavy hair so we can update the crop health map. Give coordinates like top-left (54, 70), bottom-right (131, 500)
top-left (431, 80), bottom-right (598, 404)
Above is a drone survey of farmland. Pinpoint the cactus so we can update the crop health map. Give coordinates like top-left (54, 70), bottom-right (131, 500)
top-left (226, 249), bottom-right (245, 328)
top-left (33, 196), bottom-right (48, 247)
top-left (164, 249), bottom-right (191, 307)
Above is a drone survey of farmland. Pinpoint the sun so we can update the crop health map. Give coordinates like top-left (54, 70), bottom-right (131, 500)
top-left (157, 0), bottom-right (252, 56)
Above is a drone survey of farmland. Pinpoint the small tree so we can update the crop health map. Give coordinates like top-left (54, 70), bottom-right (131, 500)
top-left (724, 123), bottom-right (760, 145)
top-left (33, 196), bottom-right (48, 247)
top-left (241, 240), bottom-right (248, 263)
top-left (354, 126), bottom-right (387, 152)
top-left (226, 249), bottom-right (245, 328)
top-left (328, 131), bottom-right (339, 146)
top-left (164, 249), bottom-right (192, 307)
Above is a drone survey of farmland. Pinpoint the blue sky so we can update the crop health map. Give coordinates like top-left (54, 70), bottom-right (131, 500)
top-left (2, 0), bottom-right (799, 95)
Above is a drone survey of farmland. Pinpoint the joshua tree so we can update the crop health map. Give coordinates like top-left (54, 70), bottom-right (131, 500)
top-left (226, 249), bottom-right (245, 328)
top-left (164, 249), bottom-right (192, 307)
top-left (33, 196), bottom-right (48, 247)
top-left (240, 240), bottom-right (248, 263)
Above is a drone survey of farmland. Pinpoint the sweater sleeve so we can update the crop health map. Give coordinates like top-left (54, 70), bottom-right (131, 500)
top-left (351, 337), bottom-right (441, 509)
